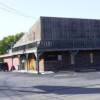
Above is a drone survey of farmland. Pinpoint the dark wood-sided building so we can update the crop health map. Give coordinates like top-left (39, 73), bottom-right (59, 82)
top-left (12, 17), bottom-right (100, 73)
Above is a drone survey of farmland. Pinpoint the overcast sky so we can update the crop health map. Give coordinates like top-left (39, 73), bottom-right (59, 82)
top-left (0, 0), bottom-right (100, 40)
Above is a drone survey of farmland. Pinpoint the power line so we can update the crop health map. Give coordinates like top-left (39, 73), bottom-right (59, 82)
top-left (0, 2), bottom-right (38, 19)
top-left (0, 2), bottom-right (28, 16)
top-left (0, 6), bottom-right (27, 17)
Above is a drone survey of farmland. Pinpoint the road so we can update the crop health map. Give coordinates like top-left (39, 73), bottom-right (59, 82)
top-left (0, 71), bottom-right (100, 100)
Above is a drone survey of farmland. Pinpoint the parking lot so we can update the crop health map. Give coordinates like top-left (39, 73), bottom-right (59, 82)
top-left (0, 71), bottom-right (100, 100)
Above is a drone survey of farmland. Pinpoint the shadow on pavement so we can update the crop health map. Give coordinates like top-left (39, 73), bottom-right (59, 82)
top-left (33, 85), bottom-right (100, 95)
top-left (1, 85), bottom-right (100, 96)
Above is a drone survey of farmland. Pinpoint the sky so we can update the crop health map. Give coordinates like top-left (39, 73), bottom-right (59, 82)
top-left (0, 0), bottom-right (100, 40)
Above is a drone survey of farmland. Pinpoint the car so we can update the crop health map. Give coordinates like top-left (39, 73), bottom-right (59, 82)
top-left (0, 62), bottom-right (9, 71)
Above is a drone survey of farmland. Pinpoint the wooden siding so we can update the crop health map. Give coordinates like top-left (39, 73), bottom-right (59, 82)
top-left (75, 51), bottom-right (91, 69)
top-left (93, 51), bottom-right (100, 67)
top-left (28, 53), bottom-right (36, 70)
top-left (12, 17), bottom-right (100, 53)
top-left (75, 50), bottom-right (100, 71)
top-left (41, 17), bottom-right (100, 40)
top-left (38, 39), bottom-right (100, 51)
top-left (20, 54), bottom-right (36, 70)
top-left (43, 51), bottom-right (72, 71)
top-left (43, 50), bottom-right (100, 71)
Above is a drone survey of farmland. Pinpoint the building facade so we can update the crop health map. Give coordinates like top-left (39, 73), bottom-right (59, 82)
top-left (0, 54), bottom-right (19, 71)
top-left (12, 17), bottom-right (100, 73)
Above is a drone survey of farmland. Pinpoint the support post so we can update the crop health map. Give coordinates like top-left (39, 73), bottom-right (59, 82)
top-left (11, 56), bottom-right (13, 71)
top-left (23, 48), bottom-right (29, 72)
top-left (36, 54), bottom-right (39, 74)
top-left (35, 52), bottom-right (43, 74)
top-left (70, 50), bottom-right (79, 72)
top-left (26, 54), bottom-right (29, 72)
top-left (18, 55), bottom-right (21, 70)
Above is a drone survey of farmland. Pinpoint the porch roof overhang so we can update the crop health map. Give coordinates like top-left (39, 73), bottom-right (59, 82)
top-left (0, 54), bottom-right (12, 58)
top-left (12, 39), bottom-right (100, 53)
top-left (37, 39), bottom-right (100, 51)
top-left (12, 41), bottom-right (38, 55)
top-left (12, 47), bottom-right (37, 55)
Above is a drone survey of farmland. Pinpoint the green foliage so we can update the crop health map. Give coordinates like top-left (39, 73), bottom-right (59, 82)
top-left (0, 58), bottom-right (3, 62)
top-left (0, 32), bottom-right (24, 55)
top-left (14, 32), bottom-right (24, 42)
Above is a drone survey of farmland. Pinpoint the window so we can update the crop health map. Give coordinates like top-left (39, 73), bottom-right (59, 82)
top-left (58, 55), bottom-right (62, 60)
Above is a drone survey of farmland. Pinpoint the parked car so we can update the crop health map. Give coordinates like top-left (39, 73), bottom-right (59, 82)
top-left (0, 62), bottom-right (9, 71)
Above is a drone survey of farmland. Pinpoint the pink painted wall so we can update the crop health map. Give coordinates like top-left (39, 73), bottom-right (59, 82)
top-left (4, 57), bottom-right (12, 71)
top-left (13, 56), bottom-right (19, 70)
top-left (4, 56), bottom-right (19, 71)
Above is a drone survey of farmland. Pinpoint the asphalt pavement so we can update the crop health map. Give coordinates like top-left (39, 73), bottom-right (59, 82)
top-left (0, 71), bottom-right (100, 100)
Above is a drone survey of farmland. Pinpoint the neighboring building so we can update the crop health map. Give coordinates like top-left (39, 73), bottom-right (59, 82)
top-left (0, 54), bottom-right (19, 71)
top-left (6, 16), bottom-right (100, 73)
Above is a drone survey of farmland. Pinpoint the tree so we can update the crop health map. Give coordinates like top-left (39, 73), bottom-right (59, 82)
top-left (14, 32), bottom-right (24, 42)
top-left (0, 32), bottom-right (24, 55)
